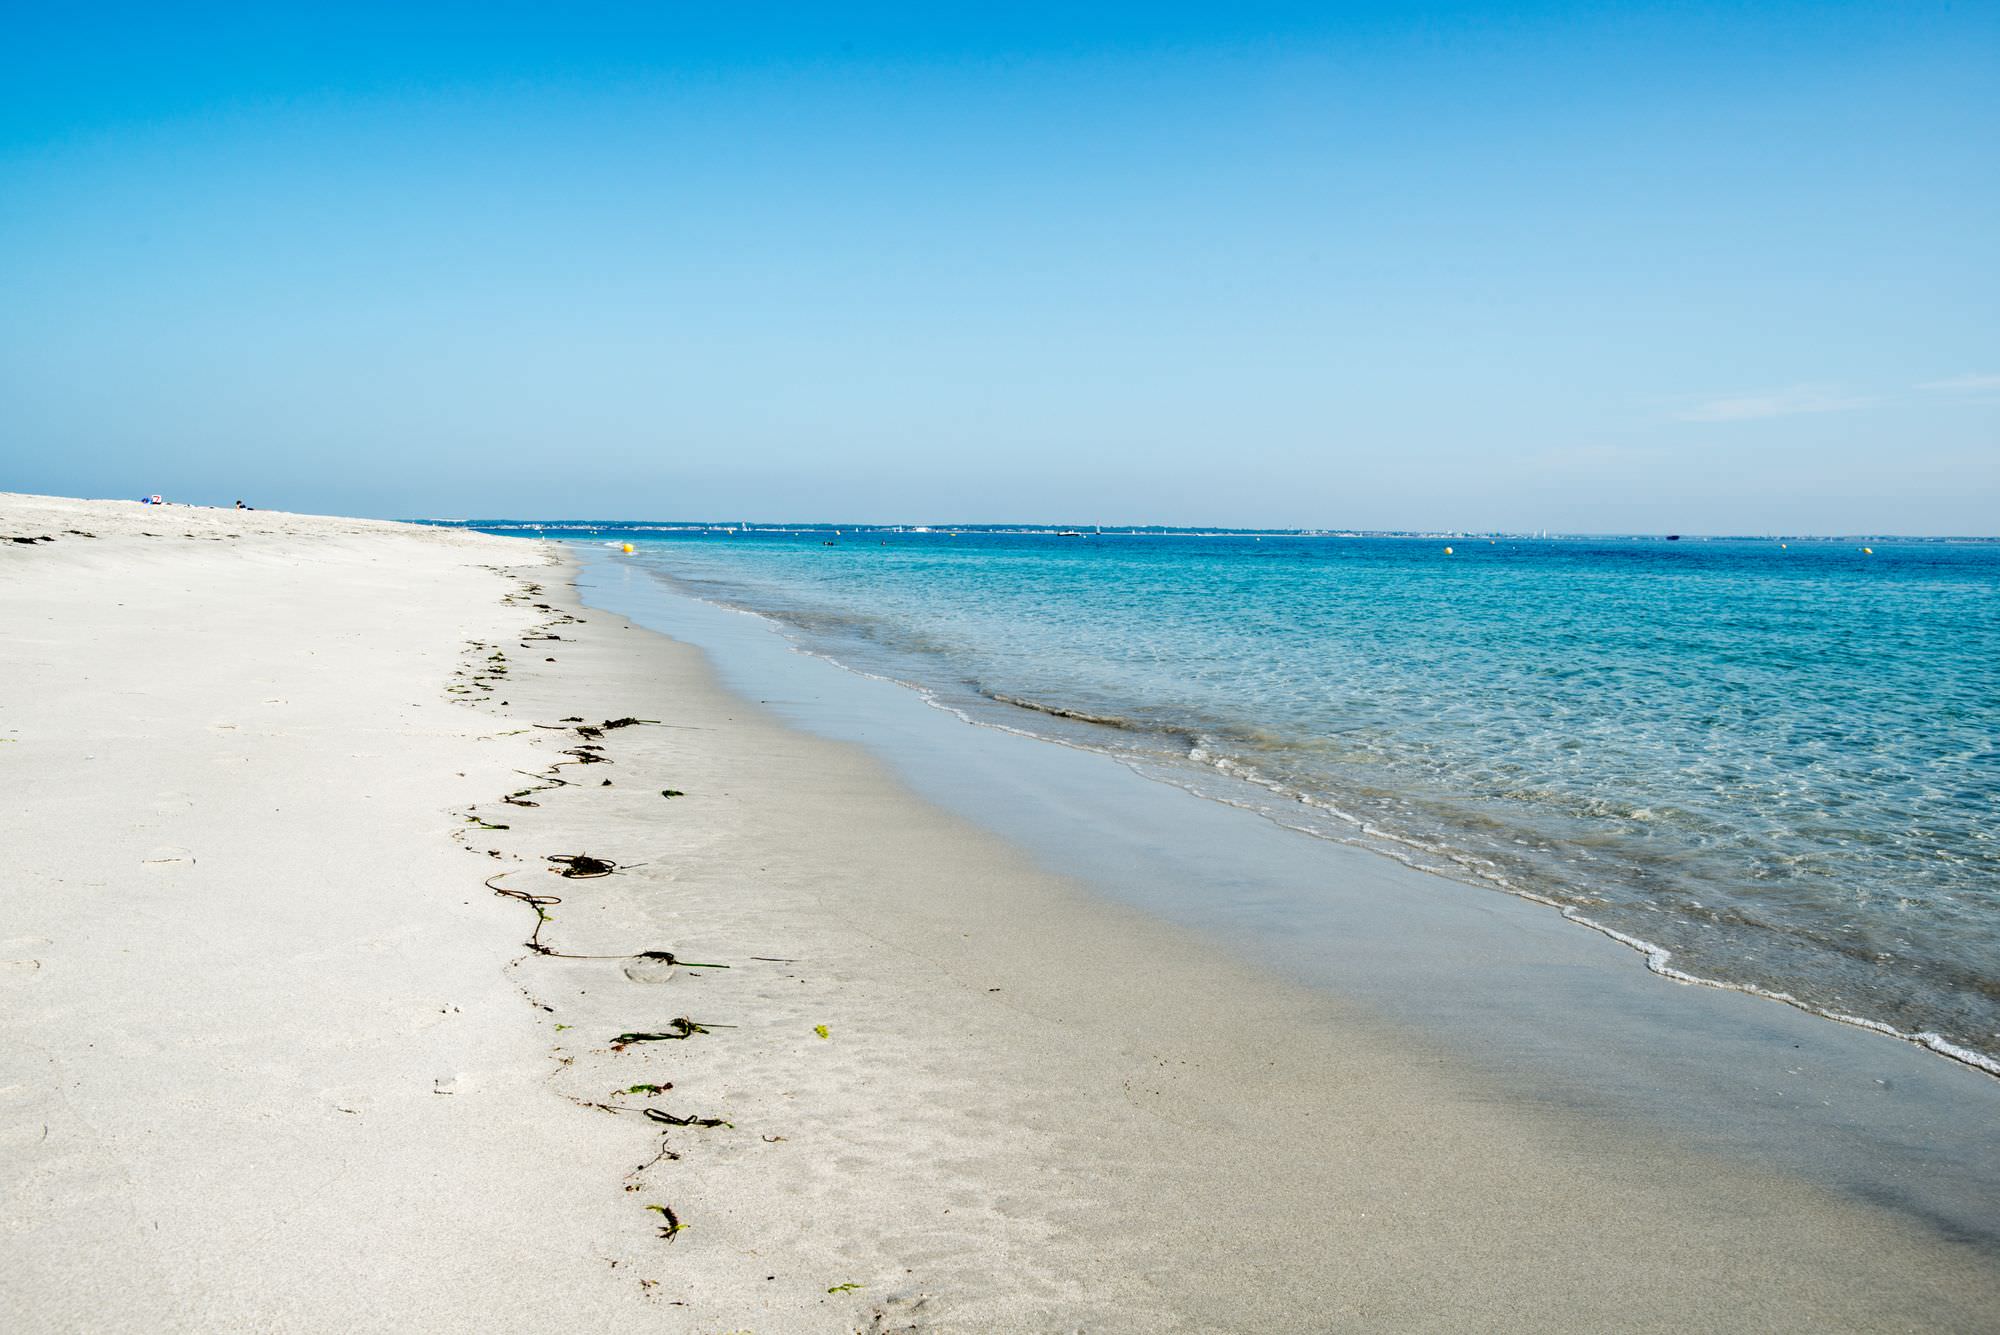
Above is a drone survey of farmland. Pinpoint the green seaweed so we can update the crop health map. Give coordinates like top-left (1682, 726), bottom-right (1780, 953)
top-left (642, 1108), bottom-right (732, 1128)
top-left (612, 1017), bottom-right (731, 1046)
top-left (631, 950), bottom-right (729, 970)
top-left (644, 1203), bottom-right (686, 1239)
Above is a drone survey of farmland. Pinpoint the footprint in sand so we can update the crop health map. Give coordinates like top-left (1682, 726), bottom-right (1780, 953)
top-left (861, 1291), bottom-right (937, 1334)
top-left (0, 1119), bottom-right (50, 1151)
top-left (407, 1002), bottom-right (464, 1033)
top-left (621, 953), bottom-right (679, 984)
top-left (1, 936), bottom-right (51, 980)
top-left (0, 1077), bottom-right (52, 1150)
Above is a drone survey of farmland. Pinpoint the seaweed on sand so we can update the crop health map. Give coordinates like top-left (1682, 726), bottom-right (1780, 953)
top-left (643, 1108), bottom-right (732, 1128)
top-left (486, 874), bottom-right (564, 953)
top-left (486, 874), bottom-right (720, 966)
top-left (547, 853), bottom-right (618, 877)
top-left (629, 949), bottom-right (727, 969)
top-left (645, 1203), bottom-right (686, 1240)
top-left (612, 1018), bottom-right (732, 1047)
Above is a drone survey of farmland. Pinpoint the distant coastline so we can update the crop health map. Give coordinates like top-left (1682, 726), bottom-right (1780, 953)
top-left (423, 519), bottom-right (2000, 543)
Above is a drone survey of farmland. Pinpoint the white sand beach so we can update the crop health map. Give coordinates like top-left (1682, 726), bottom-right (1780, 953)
top-left (3, 494), bottom-right (1995, 1333)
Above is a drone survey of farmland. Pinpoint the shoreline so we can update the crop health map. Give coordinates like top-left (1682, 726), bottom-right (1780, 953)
top-left (535, 525), bottom-right (2000, 1076)
top-left (5, 494), bottom-right (1997, 1331)
top-left (576, 549), bottom-right (2000, 1249)
top-left (602, 550), bottom-right (2000, 1083)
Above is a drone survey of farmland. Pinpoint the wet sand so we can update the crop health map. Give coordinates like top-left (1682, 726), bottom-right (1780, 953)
top-left (2, 493), bottom-right (1994, 1332)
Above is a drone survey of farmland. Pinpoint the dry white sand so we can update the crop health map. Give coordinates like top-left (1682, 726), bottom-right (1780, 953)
top-left (3, 493), bottom-right (1994, 1332)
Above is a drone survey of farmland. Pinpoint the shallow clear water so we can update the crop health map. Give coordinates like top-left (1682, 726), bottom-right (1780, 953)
top-left (477, 524), bottom-right (2000, 1064)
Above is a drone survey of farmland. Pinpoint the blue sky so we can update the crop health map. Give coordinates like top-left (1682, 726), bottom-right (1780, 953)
top-left (2, 3), bottom-right (1994, 531)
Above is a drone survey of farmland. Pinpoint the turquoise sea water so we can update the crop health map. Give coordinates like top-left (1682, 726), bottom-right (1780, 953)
top-left (473, 524), bottom-right (2000, 1069)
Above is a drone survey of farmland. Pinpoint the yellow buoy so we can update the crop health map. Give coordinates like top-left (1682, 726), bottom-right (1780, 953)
top-left (1862, 546), bottom-right (1873, 555)
top-left (1443, 546), bottom-right (1454, 555)
top-left (621, 543), bottom-right (635, 554)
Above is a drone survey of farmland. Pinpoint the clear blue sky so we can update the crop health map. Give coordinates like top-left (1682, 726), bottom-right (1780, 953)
top-left (2, 3), bottom-right (1994, 531)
